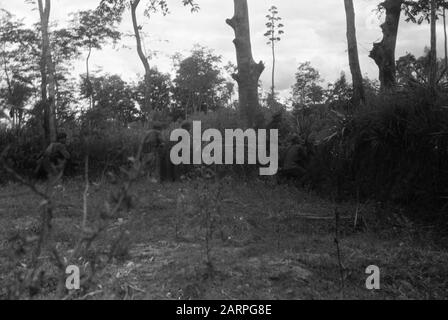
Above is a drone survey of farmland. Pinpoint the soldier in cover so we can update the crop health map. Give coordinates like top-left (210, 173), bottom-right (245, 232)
top-left (35, 132), bottom-right (71, 181)
top-left (142, 122), bottom-right (164, 182)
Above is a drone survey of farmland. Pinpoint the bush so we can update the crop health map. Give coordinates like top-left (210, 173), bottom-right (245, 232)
top-left (69, 123), bottom-right (144, 178)
top-left (306, 88), bottom-right (448, 209)
top-left (0, 122), bottom-right (146, 181)
top-left (0, 127), bottom-right (45, 181)
top-left (188, 108), bottom-right (245, 131)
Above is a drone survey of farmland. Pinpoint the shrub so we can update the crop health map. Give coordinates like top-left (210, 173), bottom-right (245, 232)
top-left (307, 88), bottom-right (448, 209)
top-left (0, 127), bottom-right (45, 181)
top-left (69, 123), bottom-right (143, 178)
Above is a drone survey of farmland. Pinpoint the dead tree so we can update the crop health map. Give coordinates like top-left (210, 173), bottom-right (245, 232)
top-left (226, 0), bottom-right (264, 128)
top-left (344, 0), bottom-right (365, 106)
top-left (130, 0), bottom-right (152, 117)
top-left (38, 0), bottom-right (57, 144)
top-left (429, 0), bottom-right (438, 91)
top-left (369, 0), bottom-right (403, 92)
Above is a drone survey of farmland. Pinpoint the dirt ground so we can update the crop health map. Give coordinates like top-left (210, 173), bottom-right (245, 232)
top-left (0, 177), bottom-right (447, 300)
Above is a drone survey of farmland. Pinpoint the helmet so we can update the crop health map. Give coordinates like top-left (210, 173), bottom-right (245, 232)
top-left (181, 121), bottom-right (192, 131)
top-left (57, 132), bottom-right (67, 142)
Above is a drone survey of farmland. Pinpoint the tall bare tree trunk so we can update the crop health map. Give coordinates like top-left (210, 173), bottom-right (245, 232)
top-left (226, 0), bottom-right (264, 128)
top-left (39, 55), bottom-right (49, 145)
top-left (1, 50), bottom-right (14, 129)
top-left (38, 30), bottom-right (49, 142)
top-left (38, 0), bottom-right (57, 144)
top-left (369, 0), bottom-right (402, 92)
top-left (344, 0), bottom-right (365, 107)
top-left (429, 0), bottom-right (438, 91)
top-left (131, 0), bottom-right (152, 119)
top-left (271, 40), bottom-right (275, 98)
top-left (444, 7), bottom-right (447, 72)
top-left (86, 44), bottom-right (93, 110)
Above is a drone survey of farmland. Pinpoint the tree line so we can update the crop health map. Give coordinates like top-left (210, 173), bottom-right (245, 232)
top-left (0, 0), bottom-right (447, 143)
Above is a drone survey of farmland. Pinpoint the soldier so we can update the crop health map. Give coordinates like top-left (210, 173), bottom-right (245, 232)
top-left (278, 135), bottom-right (308, 182)
top-left (142, 122), bottom-right (164, 182)
top-left (36, 132), bottom-right (71, 181)
top-left (158, 121), bottom-right (186, 183)
top-left (159, 120), bottom-right (193, 183)
top-left (159, 141), bottom-right (176, 183)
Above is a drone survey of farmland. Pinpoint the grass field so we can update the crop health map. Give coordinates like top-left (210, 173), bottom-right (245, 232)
top-left (1, 177), bottom-right (447, 300)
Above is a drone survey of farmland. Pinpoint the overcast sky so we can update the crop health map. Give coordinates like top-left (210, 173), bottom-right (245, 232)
top-left (0, 0), bottom-right (443, 98)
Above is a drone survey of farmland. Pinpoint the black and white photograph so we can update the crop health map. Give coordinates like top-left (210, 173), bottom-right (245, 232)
top-left (0, 0), bottom-right (447, 303)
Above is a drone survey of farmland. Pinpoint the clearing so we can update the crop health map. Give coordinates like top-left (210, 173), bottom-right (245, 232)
top-left (0, 177), bottom-right (447, 300)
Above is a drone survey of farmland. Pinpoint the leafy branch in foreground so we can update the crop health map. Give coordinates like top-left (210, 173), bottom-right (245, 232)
top-left (1, 133), bottom-right (149, 299)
